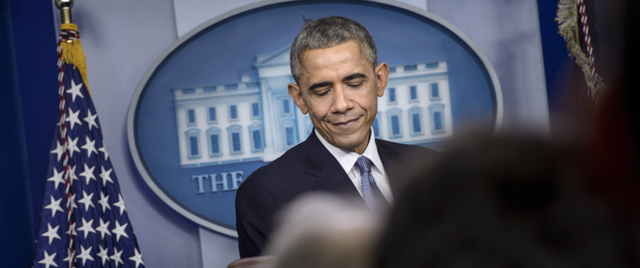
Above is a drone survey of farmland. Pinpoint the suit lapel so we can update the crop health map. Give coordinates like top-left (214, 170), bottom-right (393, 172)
top-left (303, 132), bottom-right (360, 196)
top-left (376, 140), bottom-right (408, 196)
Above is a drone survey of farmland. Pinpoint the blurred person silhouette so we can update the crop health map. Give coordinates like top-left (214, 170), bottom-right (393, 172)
top-left (552, 0), bottom-right (640, 225)
top-left (263, 193), bottom-right (379, 268)
top-left (374, 135), bottom-right (640, 268)
top-left (583, 0), bottom-right (640, 227)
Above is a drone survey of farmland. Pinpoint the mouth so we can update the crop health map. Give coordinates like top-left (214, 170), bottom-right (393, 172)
top-left (333, 117), bottom-right (360, 126)
top-left (328, 115), bottom-right (364, 130)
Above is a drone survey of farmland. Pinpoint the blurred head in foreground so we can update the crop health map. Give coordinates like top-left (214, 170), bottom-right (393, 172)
top-left (264, 194), bottom-right (377, 268)
top-left (375, 135), bottom-right (640, 268)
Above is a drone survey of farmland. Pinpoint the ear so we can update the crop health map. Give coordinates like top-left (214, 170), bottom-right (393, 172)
top-left (288, 83), bottom-right (308, 114)
top-left (374, 62), bottom-right (390, 97)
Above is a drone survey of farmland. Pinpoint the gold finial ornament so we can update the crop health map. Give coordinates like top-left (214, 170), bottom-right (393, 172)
top-left (54, 0), bottom-right (90, 94)
top-left (55, 0), bottom-right (74, 24)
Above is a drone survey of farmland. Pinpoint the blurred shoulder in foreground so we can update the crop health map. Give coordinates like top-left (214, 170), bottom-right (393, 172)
top-left (375, 134), bottom-right (640, 268)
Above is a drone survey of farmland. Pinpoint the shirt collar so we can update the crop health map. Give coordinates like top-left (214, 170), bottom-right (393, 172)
top-left (314, 128), bottom-right (385, 175)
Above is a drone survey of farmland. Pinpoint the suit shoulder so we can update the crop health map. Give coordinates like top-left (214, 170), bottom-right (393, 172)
top-left (241, 141), bottom-right (306, 187)
top-left (376, 139), bottom-right (438, 156)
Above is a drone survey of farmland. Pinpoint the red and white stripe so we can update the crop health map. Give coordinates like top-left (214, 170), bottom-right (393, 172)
top-left (577, 0), bottom-right (596, 81)
top-left (57, 30), bottom-right (76, 268)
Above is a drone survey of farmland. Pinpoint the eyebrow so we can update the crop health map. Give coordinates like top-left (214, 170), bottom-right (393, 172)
top-left (307, 73), bottom-right (368, 92)
top-left (308, 81), bottom-right (332, 92)
top-left (342, 73), bottom-right (367, 82)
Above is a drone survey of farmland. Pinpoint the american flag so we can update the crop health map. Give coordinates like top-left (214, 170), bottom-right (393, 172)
top-left (33, 25), bottom-right (144, 268)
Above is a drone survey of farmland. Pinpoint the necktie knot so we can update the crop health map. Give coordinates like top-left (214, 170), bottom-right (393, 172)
top-left (355, 156), bottom-right (372, 173)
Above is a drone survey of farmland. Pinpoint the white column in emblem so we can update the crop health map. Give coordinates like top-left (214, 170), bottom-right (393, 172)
top-left (175, 107), bottom-right (188, 165)
top-left (440, 79), bottom-right (454, 136)
top-left (261, 80), bottom-right (276, 161)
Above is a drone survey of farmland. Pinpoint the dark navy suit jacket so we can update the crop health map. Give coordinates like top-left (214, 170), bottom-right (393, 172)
top-left (235, 132), bottom-right (438, 258)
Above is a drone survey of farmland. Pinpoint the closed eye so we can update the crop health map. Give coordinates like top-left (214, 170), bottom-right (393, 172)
top-left (314, 90), bottom-right (330, 96)
top-left (308, 81), bottom-right (331, 92)
top-left (343, 73), bottom-right (367, 89)
top-left (347, 82), bottom-right (363, 88)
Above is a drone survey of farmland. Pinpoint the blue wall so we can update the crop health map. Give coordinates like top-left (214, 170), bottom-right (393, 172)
top-left (0, 0), bottom-right (34, 267)
top-left (1, 0), bottom-right (58, 266)
top-left (537, 0), bottom-right (574, 117)
top-left (9, 0), bottom-right (59, 234)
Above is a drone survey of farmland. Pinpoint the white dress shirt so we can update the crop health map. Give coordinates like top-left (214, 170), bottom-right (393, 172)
top-left (315, 128), bottom-right (393, 203)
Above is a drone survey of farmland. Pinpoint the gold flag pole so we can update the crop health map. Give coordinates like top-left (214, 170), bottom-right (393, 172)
top-left (55, 0), bottom-right (74, 25)
top-left (54, 0), bottom-right (91, 94)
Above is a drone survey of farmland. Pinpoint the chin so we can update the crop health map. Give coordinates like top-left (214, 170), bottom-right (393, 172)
top-left (335, 136), bottom-right (368, 151)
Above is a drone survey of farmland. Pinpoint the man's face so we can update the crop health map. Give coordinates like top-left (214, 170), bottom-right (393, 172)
top-left (288, 40), bottom-right (389, 154)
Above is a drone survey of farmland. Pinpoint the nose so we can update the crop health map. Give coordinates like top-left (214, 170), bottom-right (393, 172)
top-left (330, 85), bottom-right (354, 114)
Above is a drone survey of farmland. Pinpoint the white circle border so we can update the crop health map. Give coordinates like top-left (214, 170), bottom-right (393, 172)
top-left (127, 0), bottom-right (504, 237)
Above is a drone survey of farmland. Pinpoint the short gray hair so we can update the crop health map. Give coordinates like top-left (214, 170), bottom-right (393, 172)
top-left (290, 16), bottom-right (378, 84)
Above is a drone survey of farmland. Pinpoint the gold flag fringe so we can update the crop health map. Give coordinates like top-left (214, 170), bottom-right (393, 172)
top-left (556, 0), bottom-right (605, 102)
top-left (60, 23), bottom-right (91, 95)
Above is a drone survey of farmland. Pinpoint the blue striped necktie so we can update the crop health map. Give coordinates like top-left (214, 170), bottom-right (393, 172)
top-left (355, 156), bottom-right (388, 214)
